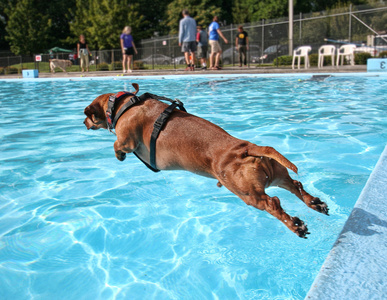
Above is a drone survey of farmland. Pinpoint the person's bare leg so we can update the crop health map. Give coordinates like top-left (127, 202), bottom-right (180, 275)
top-left (209, 52), bottom-right (215, 69)
top-left (128, 55), bottom-right (133, 72)
top-left (122, 55), bottom-right (127, 73)
top-left (215, 52), bottom-right (221, 68)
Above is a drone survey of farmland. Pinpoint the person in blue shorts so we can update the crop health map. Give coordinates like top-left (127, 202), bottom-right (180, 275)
top-left (179, 9), bottom-right (197, 71)
top-left (208, 16), bottom-right (228, 70)
top-left (120, 26), bottom-right (138, 73)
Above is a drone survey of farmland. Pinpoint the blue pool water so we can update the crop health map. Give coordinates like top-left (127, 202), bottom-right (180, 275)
top-left (0, 74), bottom-right (386, 299)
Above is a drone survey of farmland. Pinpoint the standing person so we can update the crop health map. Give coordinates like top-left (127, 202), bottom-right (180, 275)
top-left (235, 25), bottom-right (249, 67)
top-left (208, 16), bottom-right (228, 70)
top-left (196, 25), bottom-right (208, 70)
top-left (77, 35), bottom-right (91, 73)
top-left (179, 9), bottom-right (197, 71)
top-left (120, 26), bottom-right (138, 73)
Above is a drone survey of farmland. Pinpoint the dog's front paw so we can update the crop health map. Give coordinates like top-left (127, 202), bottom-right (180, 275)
top-left (116, 152), bottom-right (126, 161)
top-left (291, 217), bottom-right (310, 239)
top-left (310, 198), bottom-right (329, 216)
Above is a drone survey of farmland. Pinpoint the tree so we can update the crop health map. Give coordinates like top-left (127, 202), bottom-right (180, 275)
top-left (4, 0), bottom-right (75, 54)
top-left (68, 0), bottom-right (145, 50)
top-left (5, 0), bottom-right (52, 55)
top-left (137, 0), bottom-right (172, 37)
top-left (232, 0), bottom-right (288, 24)
top-left (164, 0), bottom-right (223, 34)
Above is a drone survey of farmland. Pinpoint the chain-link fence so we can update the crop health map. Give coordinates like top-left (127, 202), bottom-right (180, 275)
top-left (138, 2), bottom-right (387, 67)
top-left (1, 2), bottom-right (386, 73)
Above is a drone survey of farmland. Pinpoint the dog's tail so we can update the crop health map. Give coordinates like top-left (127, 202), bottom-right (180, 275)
top-left (248, 145), bottom-right (298, 174)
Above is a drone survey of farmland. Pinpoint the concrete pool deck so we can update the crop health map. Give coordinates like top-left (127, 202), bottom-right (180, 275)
top-left (306, 145), bottom-right (387, 300)
top-left (0, 64), bottom-right (368, 79)
top-left (1, 65), bottom-right (385, 299)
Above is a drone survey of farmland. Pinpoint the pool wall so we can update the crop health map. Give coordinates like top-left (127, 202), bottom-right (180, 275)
top-left (305, 145), bottom-right (387, 300)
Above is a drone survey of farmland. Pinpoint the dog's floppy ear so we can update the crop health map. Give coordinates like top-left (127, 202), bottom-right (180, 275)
top-left (132, 83), bottom-right (139, 95)
top-left (84, 102), bottom-right (105, 123)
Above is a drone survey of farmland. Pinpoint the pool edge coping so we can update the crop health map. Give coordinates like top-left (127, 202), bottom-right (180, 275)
top-left (0, 71), bottom-right (387, 82)
top-left (305, 144), bottom-right (387, 300)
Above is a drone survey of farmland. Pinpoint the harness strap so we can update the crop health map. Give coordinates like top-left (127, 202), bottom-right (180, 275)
top-left (149, 100), bottom-right (186, 170)
top-left (106, 91), bottom-right (187, 173)
top-left (112, 94), bottom-right (148, 129)
top-left (106, 91), bottom-right (136, 131)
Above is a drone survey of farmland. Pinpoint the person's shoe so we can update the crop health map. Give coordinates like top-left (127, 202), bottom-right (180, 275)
top-left (185, 64), bottom-right (191, 71)
top-left (201, 66), bottom-right (207, 70)
top-left (190, 65), bottom-right (195, 71)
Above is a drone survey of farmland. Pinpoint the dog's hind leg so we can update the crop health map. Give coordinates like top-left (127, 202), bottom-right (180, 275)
top-left (277, 177), bottom-right (329, 215)
top-left (219, 164), bottom-right (309, 238)
top-left (241, 191), bottom-right (310, 238)
top-left (270, 161), bottom-right (329, 216)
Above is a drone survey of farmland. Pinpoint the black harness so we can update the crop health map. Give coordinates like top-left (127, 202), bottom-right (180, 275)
top-left (106, 91), bottom-right (187, 172)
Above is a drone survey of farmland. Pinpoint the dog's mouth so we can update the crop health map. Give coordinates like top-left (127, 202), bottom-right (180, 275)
top-left (84, 117), bottom-right (100, 130)
top-left (84, 114), bottom-right (105, 130)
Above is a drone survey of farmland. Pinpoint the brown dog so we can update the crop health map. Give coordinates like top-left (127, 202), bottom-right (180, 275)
top-left (49, 59), bottom-right (72, 73)
top-left (84, 83), bottom-right (328, 238)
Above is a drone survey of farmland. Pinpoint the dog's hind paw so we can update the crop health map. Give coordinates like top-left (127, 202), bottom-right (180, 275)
top-left (310, 198), bottom-right (329, 216)
top-left (292, 217), bottom-right (310, 238)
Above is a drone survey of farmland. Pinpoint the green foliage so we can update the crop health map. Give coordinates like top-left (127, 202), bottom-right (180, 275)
top-left (354, 52), bottom-right (371, 65)
top-left (4, 0), bottom-right (75, 55)
top-left (309, 53), bottom-right (318, 66)
top-left (164, 0), bottom-right (222, 34)
top-left (273, 55), bottom-right (293, 65)
top-left (5, 0), bottom-right (52, 55)
top-left (96, 63), bottom-right (109, 71)
top-left (378, 51), bottom-right (387, 58)
top-left (134, 60), bottom-right (145, 70)
top-left (68, 0), bottom-right (145, 50)
top-left (2, 66), bottom-right (19, 74)
top-left (233, 0), bottom-right (288, 24)
top-left (110, 61), bottom-right (123, 71)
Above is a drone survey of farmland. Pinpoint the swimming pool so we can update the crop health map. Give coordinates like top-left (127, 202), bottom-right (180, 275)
top-left (0, 74), bottom-right (386, 299)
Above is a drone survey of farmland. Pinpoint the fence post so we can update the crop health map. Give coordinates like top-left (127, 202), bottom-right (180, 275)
top-left (289, 0), bottom-right (294, 56)
top-left (261, 19), bottom-right (265, 58)
top-left (231, 24), bottom-right (234, 66)
top-left (349, 4), bottom-right (352, 42)
top-left (111, 49), bottom-right (114, 71)
top-left (299, 12), bottom-right (302, 43)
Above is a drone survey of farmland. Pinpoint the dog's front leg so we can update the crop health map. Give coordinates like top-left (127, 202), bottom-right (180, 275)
top-left (114, 140), bottom-right (128, 161)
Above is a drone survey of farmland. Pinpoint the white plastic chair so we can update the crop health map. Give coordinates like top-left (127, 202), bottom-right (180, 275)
top-left (336, 44), bottom-right (356, 66)
top-left (292, 46), bottom-right (311, 69)
top-left (318, 45), bottom-right (336, 68)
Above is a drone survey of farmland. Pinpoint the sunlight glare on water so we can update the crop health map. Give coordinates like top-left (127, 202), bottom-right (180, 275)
top-left (0, 74), bottom-right (386, 299)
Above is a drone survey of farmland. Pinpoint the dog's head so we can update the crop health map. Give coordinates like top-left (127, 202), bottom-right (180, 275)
top-left (83, 83), bottom-right (139, 130)
top-left (67, 60), bottom-right (73, 67)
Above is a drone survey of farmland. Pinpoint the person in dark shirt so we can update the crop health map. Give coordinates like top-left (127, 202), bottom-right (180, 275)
top-left (77, 35), bottom-right (91, 72)
top-left (235, 26), bottom-right (249, 67)
top-left (196, 25), bottom-right (208, 69)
